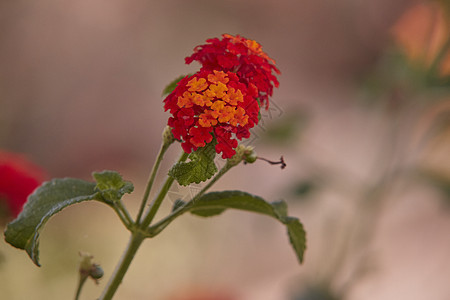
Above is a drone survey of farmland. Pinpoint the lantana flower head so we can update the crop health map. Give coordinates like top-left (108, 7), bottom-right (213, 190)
top-left (164, 69), bottom-right (259, 158)
top-left (185, 34), bottom-right (280, 109)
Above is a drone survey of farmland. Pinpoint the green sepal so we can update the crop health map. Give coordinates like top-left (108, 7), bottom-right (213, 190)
top-left (189, 190), bottom-right (306, 263)
top-left (92, 170), bottom-right (134, 202)
top-left (162, 75), bottom-right (189, 96)
top-left (168, 140), bottom-right (218, 186)
top-left (4, 178), bottom-right (100, 266)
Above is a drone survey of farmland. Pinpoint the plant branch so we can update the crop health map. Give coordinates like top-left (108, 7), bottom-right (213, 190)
top-left (111, 203), bottom-right (133, 231)
top-left (146, 161), bottom-right (234, 237)
top-left (117, 200), bottom-right (134, 226)
top-left (74, 276), bottom-right (87, 300)
top-left (98, 232), bottom-right (145, 300)
top-left (139, 151), bottom-right (189, 229)
top-left (99, 149), bottom-right (186, 300)
top-left (136, 141), bottom-right (172, 223)
top-left (99, 152), bottom-right (235, 299)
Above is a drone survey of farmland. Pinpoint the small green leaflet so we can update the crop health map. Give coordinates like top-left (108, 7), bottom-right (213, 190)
top-left (168, 140), bottom-right (218, 186)
top-left (4, 171), bottom-right (134, 267)
top-left (188, 190), bottom-right (306, 263)
top-left (93, 170), bottom-right (134, 202)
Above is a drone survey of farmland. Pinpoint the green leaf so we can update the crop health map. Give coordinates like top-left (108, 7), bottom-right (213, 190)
top-left (162, 75), bottom-right (189, 96)
top-left (191, 207), bottom-right (225, 217)
top-left (271, 200), bottom-right (288, 218)
top-left (168, 141), bottom-right (218, 186)
top-left (4, 178), bottom-right (100, 266)
top-left (191, 190), bottom-right (276, 216)
top-left (284, 217), bottom-right (307, 264)
top-left (92, 170), bottom-right (134, 202)
top-left (189, 190), bottom-right (306, 263)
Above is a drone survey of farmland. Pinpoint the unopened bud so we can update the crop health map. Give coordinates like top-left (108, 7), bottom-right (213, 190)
top-left (227, 145), bottom-right (256, 167)
top-left (90, 264), bottom-right (104, 280)
top-left (162, 126), bottom-right (176, 145)
top-left (78, 252), bottom-right (103, 284)
top-left (243, 148), bottom-right (257, 164)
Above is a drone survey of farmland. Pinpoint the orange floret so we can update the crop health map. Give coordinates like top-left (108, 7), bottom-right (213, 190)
top-left (210, 100), bottom-right (226, 111)
top-left (223, 87), bottom-right (244, 105)
top-left (187, 77), bottom-right (208, 92)
top-left (207, 70), bottom-right (229, 84)
top-left (191, 93), bottom-right (206, 106)
top-left (230, 106), bottom-right (249, 127)
top-left (217, 106), bottom-right (235, 123)
top-left (177, 91), bottom-right (194, 108)
top-left (205, 82), bottom-right (228, 98)
top-left (198, 110), bottom-right (219, 127)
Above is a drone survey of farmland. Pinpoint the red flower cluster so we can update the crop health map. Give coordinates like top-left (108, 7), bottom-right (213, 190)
top-left (164, 34), bottom-right (279, 158)
top-left (185, 34), bottom-right (280, 109)
top-left (0, 151), bottom-right (45, 218)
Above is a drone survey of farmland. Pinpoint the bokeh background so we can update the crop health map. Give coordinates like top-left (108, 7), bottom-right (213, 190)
top-left (2, 0), bottom-right (450, 299)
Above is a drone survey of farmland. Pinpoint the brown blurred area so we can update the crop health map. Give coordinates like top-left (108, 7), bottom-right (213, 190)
top-left (4, 1), bottom-right (450, 300)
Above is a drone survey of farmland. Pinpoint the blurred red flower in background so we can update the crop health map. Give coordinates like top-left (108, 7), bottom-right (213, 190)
top-left (391, 1), bottom-right (450, 76)
top-left (0, 151), bottom-right (46, 219)
top-left (165, 286), bottom-right (237, 300)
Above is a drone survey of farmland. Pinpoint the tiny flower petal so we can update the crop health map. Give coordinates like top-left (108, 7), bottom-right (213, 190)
top-left (207, 70), bottom-right (230, 84)
top-left (187, 77), bottom-right (208, 92)
top-left (189, 126), bottom-right (213, 147)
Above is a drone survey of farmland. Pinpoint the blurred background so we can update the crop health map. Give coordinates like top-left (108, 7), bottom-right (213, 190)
top-left (2, 0), bottom-right (450, 299)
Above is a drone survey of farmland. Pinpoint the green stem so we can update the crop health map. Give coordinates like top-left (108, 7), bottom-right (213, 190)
top-left (98, 151), bottom-right (188, 299)
top-left (146, 161), bottom-right (234, 237)
top-left (140, 151), bottom-right (189, 228)
top-left (75, 276), bottom-right (88, 300)
top-left (145, 199), bottom-right (193, 238)
top-left (98, 232), bottom-right (145, 300)
top-left (99, 150), bottom-right (232, 299)
top-left (136, 142), bottom-right (172, 223)
top-left (117, 200), bottom-right (134, 226)
top-left (111, 203), bottom-right (132, 231)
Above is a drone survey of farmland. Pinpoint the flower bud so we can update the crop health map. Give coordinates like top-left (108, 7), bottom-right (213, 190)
top-left (78, 251), bottom-right (103, 284)
top-left (242, 148), bottom-right (257, 164)
top-left (90, 264), bottom-right (104, 280)
top-left (227, 145), bottom-right (256, 167)
top-left (162, 126), bottom-right (176, 145)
